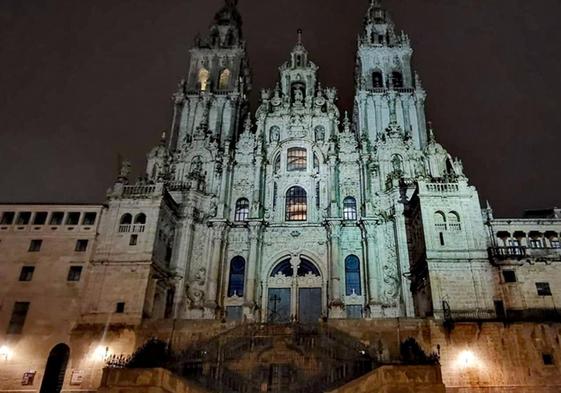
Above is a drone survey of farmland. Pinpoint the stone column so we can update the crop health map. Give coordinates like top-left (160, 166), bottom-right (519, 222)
top-left (205, 221), bottom-right (227, 317)
top-left (363, 222), bottom-right (381, 308)
top-left (393, 204), bottom-right (415, 317)
top-left (173, 217), bottom-right (195, 318)
top-left (327, 221), bottom-right (345, 318)
top-left (244, 221), bottom-right (262, 319)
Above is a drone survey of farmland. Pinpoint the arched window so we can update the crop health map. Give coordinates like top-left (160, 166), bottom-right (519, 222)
top-left (372, 70), bottom-right (384, 88)
top-left (134, 213), bottom-right (146, 224)
top-left (120, 213), bottom-right (132, 225)
top-left (227, 257), bottom-right (245, 297)
top-left (219, 69), bottom-right (231, 90)
top-left (287, 148), bottom-right (307, 171)
top-left (343, 197), bottom-right (357, 221)
top-left (392, 71), bottom-right (404, 88)
top-left (286, 186), bottom-right (307, 221)
top-left (434, 211), bottom-right (446, 231)
top-left (271, 259), bottom-right (294, 277)
top-left (345, 255), bottom-right (362, 296)
top-left (234, 198), bottom-right (250, 221)
top-left (39, 343), bottom-right (70, 393)
top-left (448, 211), bottom-right (461, 231)
top-left (198, 68), bottom-right (210, 91)
top-left (297, 259), bottom-right (320, 277)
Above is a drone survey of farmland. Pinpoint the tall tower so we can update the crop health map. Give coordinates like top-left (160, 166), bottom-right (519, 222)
top-left (354, 0), bottom-right (427, 149)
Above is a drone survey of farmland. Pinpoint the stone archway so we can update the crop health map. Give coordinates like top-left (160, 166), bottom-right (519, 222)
top-left (39, 343), bottom-right (70, 393)
top-left (266, 254), bottom-right (323, 323)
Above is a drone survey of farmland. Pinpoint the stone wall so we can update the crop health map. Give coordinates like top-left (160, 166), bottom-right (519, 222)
top-left (327, 365), bottom-right (446, 393)
top-left (98, 368), bottom-right (210, 393)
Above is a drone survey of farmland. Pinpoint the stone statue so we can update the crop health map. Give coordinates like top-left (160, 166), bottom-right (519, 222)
top-left (270, 126), bottom-right (280, 142)
top-left (186, 267), bottom-right (206, 310)
top-left (119, 159), bottom-right (132, 179)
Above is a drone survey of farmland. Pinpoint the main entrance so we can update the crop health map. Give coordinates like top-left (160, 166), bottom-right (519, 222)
top-left (266, 256), bottom-right (323, 323)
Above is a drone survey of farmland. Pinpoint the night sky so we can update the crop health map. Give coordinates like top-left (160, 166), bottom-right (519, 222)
top-left (1, 0), bottom-right (560, 217)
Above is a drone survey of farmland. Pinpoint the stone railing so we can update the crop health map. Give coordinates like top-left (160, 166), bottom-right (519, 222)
top-left (424, 183), bottom-right (460, 193)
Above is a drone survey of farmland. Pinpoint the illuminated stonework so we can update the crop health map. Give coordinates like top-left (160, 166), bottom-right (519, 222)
top-left (1, 1), bottom-right (561, 392)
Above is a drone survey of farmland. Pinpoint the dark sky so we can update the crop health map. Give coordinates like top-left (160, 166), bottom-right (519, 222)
top-left (1, 0), bottom-right (560, 217)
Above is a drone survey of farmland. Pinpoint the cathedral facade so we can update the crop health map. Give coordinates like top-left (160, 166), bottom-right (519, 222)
top-left (2, 1), bottom-right (561, 392)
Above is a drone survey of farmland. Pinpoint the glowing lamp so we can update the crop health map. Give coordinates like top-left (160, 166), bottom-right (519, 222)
top-left (93, 345), bottom-right (109, 361)
top-left (457, 350), bottom-right (477, 369)
top-left (0, 345), bottom-right (12, 360)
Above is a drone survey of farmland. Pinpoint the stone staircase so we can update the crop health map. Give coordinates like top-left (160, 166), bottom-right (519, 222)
top-left (177, 323), bottom-right (374, 393)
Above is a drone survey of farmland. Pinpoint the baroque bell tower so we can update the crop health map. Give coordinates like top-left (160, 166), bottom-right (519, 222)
top-left (355, 0), bottom-right (427, 149)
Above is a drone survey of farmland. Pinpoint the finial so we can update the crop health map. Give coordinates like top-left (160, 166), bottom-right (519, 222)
top-left (297, 29), bottom-right (303, 45)
top-left (160, 131), bottom-right (167, 143)
top-left (343, 111), bottom-right (351, 132)
top-left (427, 121), bottom-right (435, 143)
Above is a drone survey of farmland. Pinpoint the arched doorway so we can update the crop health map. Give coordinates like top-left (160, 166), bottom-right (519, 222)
top-left (39, 343), bottom-right (69, 393)
top-left (266, 256), bottom-right (323, 324)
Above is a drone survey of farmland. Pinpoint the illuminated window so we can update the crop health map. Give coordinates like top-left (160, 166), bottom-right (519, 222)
top-left (345, 255), bottom-right (361, 296)
top-left (219, 69), bottom-right (231, 90)
top-left (198, 68), bottom-right (210, 91)
top-left (235, 198), bottom-right (250, 222)
top-left (286, 186), bottom-right (307, 221)
top-left (287, 148), bottom-right (307, 171)
top-left (343, 197), bottom-right (357, 221)
top-left (227, 257), bottom-right (245, 297)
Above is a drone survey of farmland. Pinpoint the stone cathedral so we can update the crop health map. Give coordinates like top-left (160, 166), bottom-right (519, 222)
top-left (2, 1), bottom-right (561, 393)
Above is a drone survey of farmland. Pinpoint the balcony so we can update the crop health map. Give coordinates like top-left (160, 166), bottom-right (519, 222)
top-left (489, 246), bottom-right (561, 263)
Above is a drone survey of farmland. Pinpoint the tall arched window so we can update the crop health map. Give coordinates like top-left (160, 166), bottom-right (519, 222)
top-left (434, 211), bottom-right (446, 231)
top-left (219, 69), bottom-right (231, 90)
top-left (227, 257), bottom-right (245, 297)
top-left (198, 68), bottom-right (210, 91)
top-left (392, 71), bottom-right (404, 88)
top-left (372, 70), bottom-right (384, 88)
top-left (343, 197), bottom-right (357, 220)
top-left (134, 213), bottom-right (146, 224)
top-left (287, 148), bottom-right (307, 171)
top-left (448, 211), bottom-right (461, 231)
top-left (120, 213), bottom-right (132, 225)
top-left (234, 198), bottom-right (250, 221)
top-left (286, 186), bottom-right (307, 221)
top-left (345, 255), bottom-right (362, 296)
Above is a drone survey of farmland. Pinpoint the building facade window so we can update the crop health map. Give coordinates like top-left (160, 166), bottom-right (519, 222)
top-left (29, 239), bottom-right (42, 252)
top-left (75, 239), bottom-right (88, 252)
top-left (198, 68), bottom-right (210, 91)
top-left (49, 212), bottom-right (64, 225)
top-left (33, 212), bottom-right (48, 225)
top-left (66, 212), bottom-right (80, 225)
top-left (448, 212), bottom-right (461, 231)
top-left (219, 69), bottom-right (231, 90)
top-left (82, 212), bottom-right (97, 225)
top-left (343, 197), bottom-right (357, 221)
top-left (285, 186), bottom-right (307, 221)
top-left (115, 302), bottom-right (125, 313)
top-left (287, 148), bottom-right (307, 172)
top-left (7, 301), bottom-right (30, 334)
top-left (372, 70), bottom-right (384, 88)
top-left (434, 211), bottom-right (447, 231)
top-left (227, 256), bottom-right (246, 297)
top-left (0, 211), bottom-right (15, 225)
top-left (502, 270), bottom-right (516, 283)
top-left (234, 198), bottom-right (250, 221)
top-left (345, 255), bottom-right (362, 296)
top-left (536, 282), bottom-right (552, 296)
top-left (67, 266), bottom-right (82, 282)
top-left (19, 266), bottom-right (35, 282)
top-left (392, 71), bottom-right (403, 88)
top-left (129, 234), bottom-right (138, 246)
top-left (16, 212), bottom-right (31, 225)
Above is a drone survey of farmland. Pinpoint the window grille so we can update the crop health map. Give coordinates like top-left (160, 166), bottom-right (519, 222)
top-left (235, 198), bottom-right (250, 221)
top-left (287, 148), bottom-right (307, 172)
top-left (286, 186), bottom-right (307, 221)
top-left (343, 197), bottom-right (357, 220)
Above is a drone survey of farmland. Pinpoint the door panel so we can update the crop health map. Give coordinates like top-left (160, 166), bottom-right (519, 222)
top-left (268, 288), bottom-right (291, 323)
top-left (298, 288), bottom-right (322, 323)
